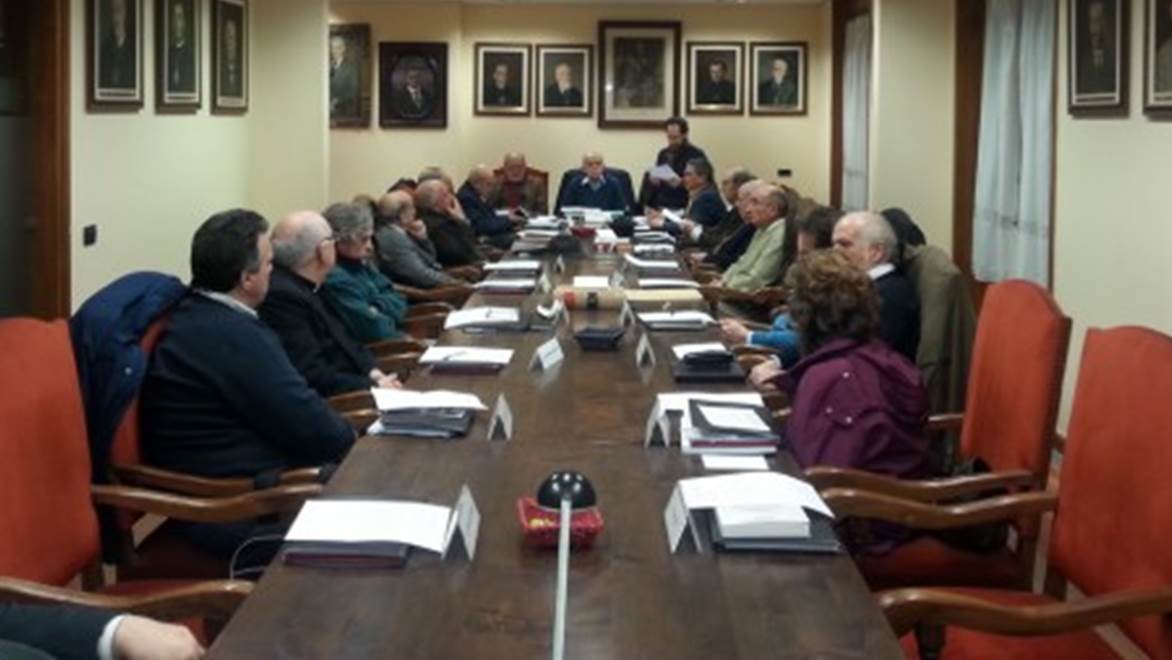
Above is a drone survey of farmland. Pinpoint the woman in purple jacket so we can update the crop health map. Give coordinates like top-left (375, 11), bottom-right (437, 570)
top-left (767, 249), bottom-right (931, 554)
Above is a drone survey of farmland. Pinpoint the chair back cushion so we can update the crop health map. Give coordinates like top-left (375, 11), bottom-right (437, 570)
top-left (959, 280), bottom-right (1070, 477)
top-left (109, 318), bottom-right (169, 470)
top-left (1051, 326), bottom-right (1172, 657)
top-left (0, 319), bottom-right (100, 585)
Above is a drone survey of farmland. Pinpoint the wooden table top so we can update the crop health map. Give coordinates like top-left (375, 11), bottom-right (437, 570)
top-left (208, 251), bottom-right (902, 659)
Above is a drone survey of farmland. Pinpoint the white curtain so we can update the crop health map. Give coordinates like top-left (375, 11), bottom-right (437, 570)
top-left (841, 13), bottom-right (872, 212)
top-left (972, 0), bottom-right (1055, 284)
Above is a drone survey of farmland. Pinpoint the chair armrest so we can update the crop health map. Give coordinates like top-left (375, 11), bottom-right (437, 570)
top-left (804, 467), bottom-right (1038, 502)
top-left (732, 345), bottom-right (779, 357)
top-left (407, 302), bottom-right (454, 316)
top-left (928, 412), bottom-right (965, 433)
top-left (749, 287), bottom-right (786, 308)
top-left (698, 285), bottom-right (756, 305)
top-left (328, 389), bottom-right (374, 413)
top-left (395, 284), bottom-right (474, 306)
top-left (819, 488), bottom-right (1057, 530)
top-left (0, 576), bottom-right (252, 624)
top-left (444, 265), bottom-right (483, 282)
top-left (111, 465), bottom-right (323, 497)
top-left (367, 338), bottom-right (427, 356)
top-left (737, 355), bottom-right (772, 372)
top-left (693, 271), bottom-right (721, 285)
top-left (376, 353), bottom-right (421, 378)
top-left (880, 585), bottom-right (1172, 638)
top-left (343, 409), bottom-right (380, 434)
top-left (403, 314), bottom-right (447, 340)
top-left (91, 483), bottom-right (321, 524)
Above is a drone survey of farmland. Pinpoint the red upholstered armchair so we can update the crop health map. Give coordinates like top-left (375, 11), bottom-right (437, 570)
top-left (882, 326), bottom-right (1172, 660)
top-left (808, 280), bottom-right (1071, 591)
top-left (0, 319), bottom-right (266, 641)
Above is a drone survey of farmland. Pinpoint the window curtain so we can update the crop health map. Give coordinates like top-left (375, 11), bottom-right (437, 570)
top-left (972, 0), bottom-right (1055, 284)
top-left (841, 13), bottom-right (872, 212)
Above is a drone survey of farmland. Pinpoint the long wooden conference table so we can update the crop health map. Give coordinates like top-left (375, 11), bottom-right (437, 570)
top-left (209, 250), bottom-right (903, 659)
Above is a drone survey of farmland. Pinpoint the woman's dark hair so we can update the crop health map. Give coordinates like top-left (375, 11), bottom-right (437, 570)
top-left (785, 249), bottom-right (881, 355)
top-left (190, 209), bottom-right (268, 293)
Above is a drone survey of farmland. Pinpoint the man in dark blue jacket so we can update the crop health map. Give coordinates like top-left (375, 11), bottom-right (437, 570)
top-left (141, 209), bottom-right (355, 556)
top-left (649, 157), bottom-right (725, 242)
top-left (559, 152), bottom-right (628, 212)
top-left (457, 165), bottom-right (516, 249)
top-left (0, 603), bottom-right (203, 660)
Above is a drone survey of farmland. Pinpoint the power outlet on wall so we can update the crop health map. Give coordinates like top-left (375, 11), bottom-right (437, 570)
top-left (776, 168), bottom-right (793, 178)
top-left (83, 224), bottom-right (98, 246)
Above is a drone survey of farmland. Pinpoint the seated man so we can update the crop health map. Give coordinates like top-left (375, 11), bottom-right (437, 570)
top-left (457, 164), bottom-right (516, 249)
top-left (141, 209), bottom-right (354, 554)
top-left (833, 211), bottom-right (920, 360)
top-left (374, 191), bottom-right (471, 290)
top-left (0, 603), bottom-right (204, 660)
top-left (692, 166), bottom-right (754, 253)
top-left (489, 152), bottom-right (548, 216)
top-left (416, 179), bottom-right (485, 268)
top-left (720, 206), bottom-right (841, 366)
top-left (321, 201), bottom-right (409, 343)
top-left (559, 152), bottom-right (627, 212)
top-left (719, 182), bottom-right (790, 292)
top-left (696, 177), bottom-right (759, 271)
top-left (650, 157), bottom-right (725, 242)
top-left (259, 210), bottom-right (401, 397)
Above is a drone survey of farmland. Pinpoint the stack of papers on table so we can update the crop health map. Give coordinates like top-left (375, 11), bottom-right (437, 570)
top-left (483, 259), bottom-right (541, 273)
top-left (572, 275), bottom-right (611, 289)
top-left (594, 228), bottom-right (621, 244)
top-left (419, 346), bottom-right (514, 374)
top-left (714, 503), bottom-right (810, 539)
top-left (637, 278), bottom-right (700, 289)
top-left (671, 342), bottom-right (732, 361)
top-left (637, 310), bottom-right (715, 330)
top-left (525, 216), bottom-right (563, 230)
top-left (369, 388), bottom-right (485, 439)
top-left (285, 500), bottom-right (454, 559)
top-left (519, 229), bottom-right (560, 240)
top-left (655, 391), bottom-right (777, 454)
top-left (583, 209), bottom-right (614, 226)
top-left (623, 254), bottom-right (682, 271)
top-left (475, 277), bottom-right (537, 294)
top-left (632, 230), bottom-right (675, 244)
top-left (633, 243), bottom-right (676, 256)
top-left (443, 307), bottom-right (526, 331)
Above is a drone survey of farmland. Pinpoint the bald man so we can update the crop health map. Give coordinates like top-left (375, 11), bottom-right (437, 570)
top-left (488, 152), bottom-right (548, 216)
top-left (457, 164), bottom-right (516, 248)
top-left (258, 210), bottom-right (401, 397)
top-left (720, 182), bottom-right (791, 292)
top-left (416, 179), bottom-right (486, 268)
top-left (560, 152), bottom-right (627, 212)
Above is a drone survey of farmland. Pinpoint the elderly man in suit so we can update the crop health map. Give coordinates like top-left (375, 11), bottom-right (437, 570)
top-left (559, 152), bottom-right (627, 211)
top-left (457, 164), bottom-right (517, 249)
top-left (374, 191), bottom-right (476, 291)
top-left (416, 179), bottom-right (486, 268)
top-left (489, 152), bottom-right (548, 216)
top-left (0, 603), bottom-right (205, 660)
top-left (720, 182), bottom-right (790, 293)
top-left (758, 56), bottom-right (798, 107)
top-left (389, 65), bottom-right (433, 119)
top-left (544, 61), bottom-right (583, 107)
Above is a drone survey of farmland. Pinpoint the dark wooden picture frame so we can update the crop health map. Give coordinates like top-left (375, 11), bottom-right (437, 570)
top-left (211, 0), bottom-right (247, 114)
top-left (598, 20), bottom-right (681, 129)
top-left (535, 43), bottom-right (593, 118)
top-left (749, 41), bottom-right (808, 116)
top-left (155, 0), bottom-right (200, 112)
top-left (329, 23), bottom-right (372, 128)
top-left (1145, 0), bottom-right (1172, 114)
top-left (379, 41), bottom-right (447, 129)
top-left (1068, 0), bottom-right (1128, 115)
top-left (686, 41), bottom-right (744, 115)
top-left (474, 42), bottom-right (531, 116)
top-left (87, 0), bottom-right (144, 110)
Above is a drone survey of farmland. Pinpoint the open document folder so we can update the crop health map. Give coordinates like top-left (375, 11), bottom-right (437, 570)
top-left (443, 306), bottom-right (523, 330)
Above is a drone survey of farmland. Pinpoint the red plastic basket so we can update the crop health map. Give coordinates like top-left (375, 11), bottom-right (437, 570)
top-left (570, 226), bottom-right (597, 239)
top-left (516, 497), bottom-right (604, 550)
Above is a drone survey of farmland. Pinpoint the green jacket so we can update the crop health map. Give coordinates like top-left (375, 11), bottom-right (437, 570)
top-left (721, 217), bottom-right (788, 292)
top-left (322, 257), bottom-right (408, 342)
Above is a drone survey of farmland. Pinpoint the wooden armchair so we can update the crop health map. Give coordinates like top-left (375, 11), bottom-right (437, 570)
top-left (806, 280), bottom-right (1071, 592)
top-left (878, 326), bottom-right (1172, 660)
top-left (395, 283), bottom-right (474, 308)
top-left (697, 285), bottom-right (785, 319)
top-left (0, 318), bottom-right (260, 642)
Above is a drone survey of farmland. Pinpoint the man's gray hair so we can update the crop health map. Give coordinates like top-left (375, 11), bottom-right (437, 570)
top-left (761, 185), bottom-right (789, 218)
top-left (272, 219), bottom-right (330, 269)
top-left (322, 202), bottom-right (373, 243)
top-left (723, 166), bottom-right (756, 189)
top-left (858, 211), bottom-right (898, 263)
top-left (417, 166), bottom-right (447, 184)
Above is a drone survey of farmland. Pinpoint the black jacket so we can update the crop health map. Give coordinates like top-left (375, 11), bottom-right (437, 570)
top-left (697, 206), bottom-right (745, 252)
top-left (0, 603), bottom-right (114, 660)
top-left (419, 209), bottom-right (484, 267)
top-left (638, 141), bottom-right (708, 211)
top-left (704, 222), bottom-right (756, 271)
top-left (259, 267), bottom-right (376, 397)
top-left (141, 294), bottom-right (353, 479)
top-left (875, 269), bottom-right (921, 361)
top-left (457, 182), bottom-right (512, 237)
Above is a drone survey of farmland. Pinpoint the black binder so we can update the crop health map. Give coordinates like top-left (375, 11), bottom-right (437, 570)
top-left (378, 408), bottom-right (475, 439)
top-left (671, 359), bottom-right (746, 383)
top-left (705, 511), bottom-right (843, 555)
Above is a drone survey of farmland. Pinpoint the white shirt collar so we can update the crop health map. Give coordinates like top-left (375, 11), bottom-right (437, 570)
top-left (196, 289), bottom-right (258, 318)
top-left (868, 263), bottom-right (895, 280)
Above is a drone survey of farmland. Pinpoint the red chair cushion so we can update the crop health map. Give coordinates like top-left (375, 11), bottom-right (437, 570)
top-left (858, 536), bottom-right (1024, 591)
top-left (896, 588), bottom-right (1118, 660)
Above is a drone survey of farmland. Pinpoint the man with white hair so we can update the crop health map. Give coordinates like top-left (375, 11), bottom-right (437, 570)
top-left (321, 201), bottom-right (409, 343)
top-left (559, 152), bottom-right (627, 211)
top-left (416, 179), bottom-right (486, 268)
top-left (259, 210), bottom-right (401, 397)
top-left (719, 182), bottom-right (790, 292)
top-left (832, 211), bottom-right (920, 359)
top-left (457, 164), bottom-right (516, 249)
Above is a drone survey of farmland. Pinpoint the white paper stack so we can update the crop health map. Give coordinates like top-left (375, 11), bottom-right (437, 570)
top-left (370, 388), bottom-right (487, 411)
top-left (714, 503), bottom-right (810, 539)
top-left (483, 259), bottom-right (541, 272)
top-left (525, 216), bottom-right (562, 230)
top-left (418, 346), bottom-right (514, 366)
top-left (638, 278), bottom-right (700, 289)
top-left (286, 500), bottom-right (455, 553)
top-left (633, 243), bottom-right (676, 256)
top-left (443, 307), bottom-right (522, 330)
top-left (474, 278), bottom-right (537, 291)
top-left (519, 229), bottom-right (560, 240)
top-left (676, 471), bottom-right (834, 519)
top-left (637, 310), bottom-right (715, 329)
top-left (624, 254), bottom-right (682, 271)
top-left (671, 342), bottom-right (731, 361)
top-left (572, 276), bottom-right (611, 289)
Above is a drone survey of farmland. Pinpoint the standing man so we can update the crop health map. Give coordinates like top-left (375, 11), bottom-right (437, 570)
top-left (638, 116), bottom-right (707, 212)
top-left (544, 61), bottom-right (583, 107)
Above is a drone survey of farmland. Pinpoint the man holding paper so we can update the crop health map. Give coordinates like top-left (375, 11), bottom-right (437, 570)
top-left (638, 116), bottom-right (708, 213)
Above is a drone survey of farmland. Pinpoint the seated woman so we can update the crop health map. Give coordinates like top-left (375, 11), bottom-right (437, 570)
top-left (762, 249), bottom-right (931, 554)
top-left (321, 201), bottom-right (409, 343)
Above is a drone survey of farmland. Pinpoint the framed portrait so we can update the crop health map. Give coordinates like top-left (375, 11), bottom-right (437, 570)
top-left (329, 23), bottom-right (372, 128)
top-left (536, 44), bottom-right (592, 117)
top-left (379, 41), bottom-right (447, 129)
top-left (686, 41), bottom-right (744, 115)
top-left (598, 20), bottom-right (681, 129)
top-left (1068, 0), bottom-right (1128, 115)
top-left (0, 0), bottom-right (28, 115)
top-left (211, 0), bottom-right (247, 114)
top-left (1145, 0), bottom-right (1172, 113)
top-left (475, 43), bottom-right (531, 116)
top-left (87, 0), bottom-right (144, 110)
top-left (749, 42), bottom-right (807, 116)
top-left (155, 0), bottom-right (200, 111)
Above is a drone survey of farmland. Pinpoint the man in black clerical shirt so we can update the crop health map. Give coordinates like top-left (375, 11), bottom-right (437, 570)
top-left (638, 116), bottom-right (708, 212)
top-left (166, 0), bottom-right (196, 94)
top-left (99, 0), bottom-right (136, 90)
top-left (484, 62), bottom-right (521, 106)
top-left (697, 60), bottom-right (735, 105)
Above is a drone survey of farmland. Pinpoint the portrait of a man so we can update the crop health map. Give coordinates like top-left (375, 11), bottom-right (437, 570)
top-left (329, 24), bottom-right (370, 126)
top-left (380, 42), bottom-right (447, 128)
top-left (537, 45), bottom-right (591, 117)
top-left (212, 0), bottom-right (247, 111)
top-left (1152, 0), bottom-right (1172, 101)
top-left (90, 0), bottom-right (142, 107)
top-left (1077, 0), bottom-right (1118, 96)
top-left (698, 60), bottom-right (734, 104)
top-left (475, 44), bottom-right (529, 115)
top-left (688, 43), bottom-right (741, 113)
top-left (749, 42), bottom-right (806, 115)
top-left (156, 0), bottom-right (198, 109)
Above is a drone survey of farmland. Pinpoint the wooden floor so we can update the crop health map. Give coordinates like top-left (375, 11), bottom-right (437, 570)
top-left (208, 251), bottom-right (903, 659)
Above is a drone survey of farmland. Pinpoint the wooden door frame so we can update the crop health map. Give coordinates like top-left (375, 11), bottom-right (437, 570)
top-left (830, 0), bottom-right (872, 209)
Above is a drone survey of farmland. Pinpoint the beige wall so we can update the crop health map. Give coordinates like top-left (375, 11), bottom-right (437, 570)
top-left (869, 0), bottom-right (955, 248)
top-left (69, 0), bottom-right (327, 307)
top-left (328, 2), bottom-right (831, 204)
top-left (1053, 0), bottom-right (1172, 425)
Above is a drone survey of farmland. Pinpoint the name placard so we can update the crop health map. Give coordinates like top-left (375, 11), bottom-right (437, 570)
top-left (618, 300), bottom-right (635, 328)
top-left (529, 337), bottom-right (565, 371)
top-left (554, 255), bottom-right (566, 274)
top-left (643, 401), bottom-right (670, 447)
top-left (538, 271), bottom-right (553, 294)
top-left (486, 394), bottom-right (514, 441)
top-left (442, 484), bottom-right (482, 561)
top-left (634, 331), bottom-right (656, 369)
top-left (664, 484), bottom-right (703, 554)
